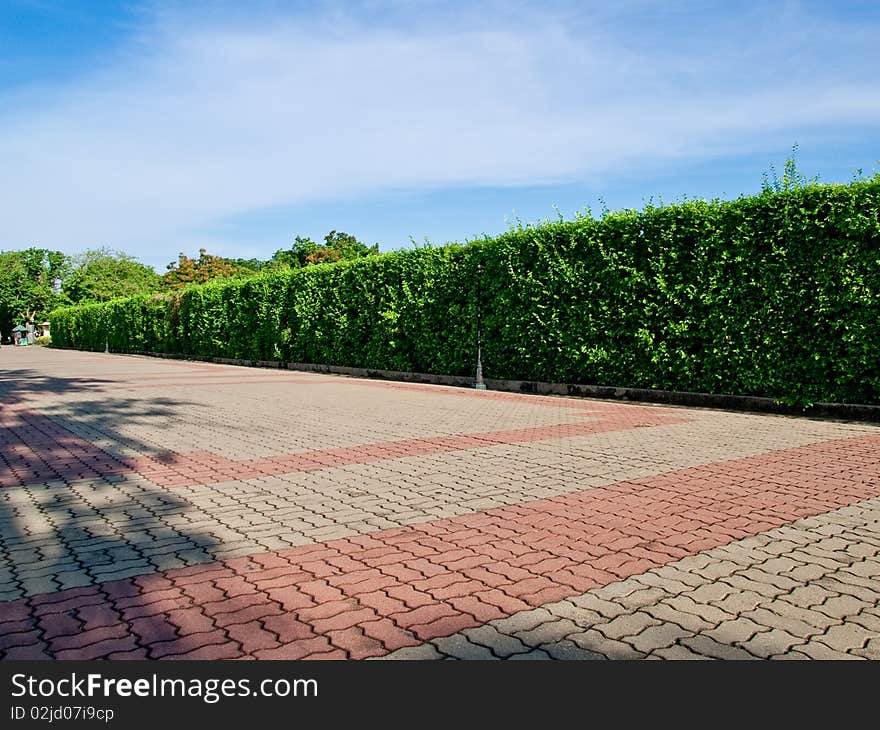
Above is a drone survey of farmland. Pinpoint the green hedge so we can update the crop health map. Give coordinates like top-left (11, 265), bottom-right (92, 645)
top-left (50, 180), bottom-right (880, 405)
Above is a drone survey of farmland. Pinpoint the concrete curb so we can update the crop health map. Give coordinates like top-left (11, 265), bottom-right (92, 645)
top-left (58, 347), bottom-right (880, 423)
top-left (483, 378), bottom-right (880, 422)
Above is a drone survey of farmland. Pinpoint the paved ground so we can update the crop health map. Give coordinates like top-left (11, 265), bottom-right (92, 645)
top-left (1, 346), bottom-right (878, 660)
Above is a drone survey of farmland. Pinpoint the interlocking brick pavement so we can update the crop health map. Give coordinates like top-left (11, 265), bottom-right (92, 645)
top-left (403, 497), bottom-right (880, 660)
top-left (1, 347), bottom-right (878, 660)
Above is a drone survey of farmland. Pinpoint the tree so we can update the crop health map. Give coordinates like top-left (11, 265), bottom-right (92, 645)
top-left (268, 231), bottom-right (379, 269)
top-left (64, 248), bottom-right (162, 304)
top-left (314, 230), bottom-right (379, 263)
top-left (227, 257), bottom-right (264, 274)
top-left (0, 248), bottom-right (70, 339)
top-left (265, 235), bottom-right (320, 269)
top-left (163, 248), bottom-right (257, 290)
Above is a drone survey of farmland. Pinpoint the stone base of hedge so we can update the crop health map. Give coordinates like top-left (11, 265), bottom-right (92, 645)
top-left (101, 349), bottom-right (880, 423)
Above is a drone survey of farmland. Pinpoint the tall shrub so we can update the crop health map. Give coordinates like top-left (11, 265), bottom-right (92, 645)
top-left (49, 179), bottom-right (880, 405)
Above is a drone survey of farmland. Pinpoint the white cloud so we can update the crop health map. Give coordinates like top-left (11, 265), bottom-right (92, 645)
top-left (1, 1), bottom-right (878, 265)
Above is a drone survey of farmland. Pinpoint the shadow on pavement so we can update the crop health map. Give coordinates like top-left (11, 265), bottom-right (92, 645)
top-left (0, 355), bottom-right (226, 659)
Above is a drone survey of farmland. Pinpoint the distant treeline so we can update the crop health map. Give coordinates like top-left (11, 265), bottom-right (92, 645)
top-left (0, 231), bottom-right (377, 338)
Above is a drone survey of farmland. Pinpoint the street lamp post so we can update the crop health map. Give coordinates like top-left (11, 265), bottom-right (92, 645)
top-left (475, 260), bottom-right (486, 390)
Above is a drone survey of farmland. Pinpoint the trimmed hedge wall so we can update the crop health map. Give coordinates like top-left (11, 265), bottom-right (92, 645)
top-left (50, 180), bottom-right (880, 405)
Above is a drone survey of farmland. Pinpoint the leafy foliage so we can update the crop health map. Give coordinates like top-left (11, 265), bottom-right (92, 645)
top-left (761, 144), bottom-right (819, 194)
top-left (50, 179), bottom-right (880, 405)
top-left (64, 248), bottom-right (162, 304)
top-left (164, 248), bottom-right (260, 289)
top-left (268, 231), bottom-right (380, 269)
top-left (0, 248), bottom-right (69, 339)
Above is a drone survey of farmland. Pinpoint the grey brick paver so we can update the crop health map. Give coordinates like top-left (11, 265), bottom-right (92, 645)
top-left (514, 619), bottom-right (582, 647)
top-left (626, 623), bottom-right (691, 653)
top-left (508, 649), bottom-right (553, 660)
top-left (613, 586), bottom-right (670, 610)
top-left (461, 626), bottom-right (531, 658)
top-left (648, 644), bottom-right (714, 660)
top-left (849, 611), bottom-right (880, 633)
top-left (661, 596), bottom-right (735, 626)
top-left (719, 575), bottom-right (788, 599)
top-left (566, 630), bottom-right (647, 659)
top-left (709, 590), bottom-right (766, 615)
top-left (490, 608), bottom-right (557, 636)
top-left (378, 644), bottom-right (444, 660)
top-left (740, 608), bottom-right (825, 639)
top-left (704, 618), bottom-right (769, 646)
top-left (813, 573), bottom-right (880, 600)
top-left (679, 635), bottom-right (758, 660)
top-left (787, 641), bottom-right (864, 660)
top-left (692, 560), bottom-right (745, 581)
top-left (629, 571), bottom-right (695, 595)
top-left (738, 628), bottom-right (802, 658)
top-left (784, 585), bottom-right (841, 609)
top-left (18, 577), bottom-right (58, 595)
top-left (431, 635), bottom-right (497, 660)
top-left (852, 638), bottom-right (880, 659)
top-left (544, 601), bottom-right (604, 627)
top-left (538, 640), bottom-right (605, 660)
top-left (811, 594), bottom-right (871, 620)
top-left (841, 559), bottom-right (880, 579)
top-left (685, 583), bottom-right (736, 604)
top-left (733, 568), bottom-right (801, 591)
top-left (642, 602), bottom-right (716, 633)
top-left (814, 622), bottom-right (878, 653)
top-left (594, 612), bottom-right (660, 641)
top-left (566, 594), bottom-right (631, 620)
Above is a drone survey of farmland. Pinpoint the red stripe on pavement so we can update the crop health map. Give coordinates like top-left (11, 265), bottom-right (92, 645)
top-left (128, 408), bottom-right (682, 488)
top-left (2, 433), bottom-right (878, 659)
top-left (0, 400), bottom-right (685, 488)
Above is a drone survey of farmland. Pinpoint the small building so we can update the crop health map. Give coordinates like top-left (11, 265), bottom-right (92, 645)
top-left (12, 325), bottom-right (28, 346)
top-left (38, 321), bottom-right (51, 338)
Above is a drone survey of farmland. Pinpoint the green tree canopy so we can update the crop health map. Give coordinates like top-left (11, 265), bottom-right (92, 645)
top-left (0, 248), bottom-right (70, 339)
top-left (64, 247), bottom-right (162, 304)
top-left (164, 248), bottom-right (259, 290)
top-left (268, 231), bottom-right (379, 268)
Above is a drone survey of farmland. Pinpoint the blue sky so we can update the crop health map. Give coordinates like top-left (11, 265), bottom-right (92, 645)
top-left (1, 0), bottom-right (878, 270)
